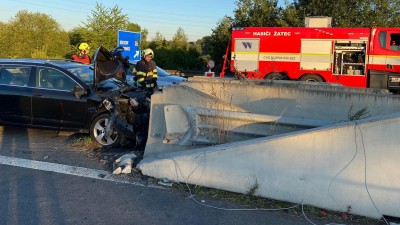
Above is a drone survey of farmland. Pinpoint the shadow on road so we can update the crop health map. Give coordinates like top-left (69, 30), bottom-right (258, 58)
top-left (0, 126), bottom-right (66, 225)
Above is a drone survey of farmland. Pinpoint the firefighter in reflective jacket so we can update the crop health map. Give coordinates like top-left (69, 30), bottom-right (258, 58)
top-left (134, 48), bottom-right (158, 92)
top-left (71, 42), bottom-right (91, 64)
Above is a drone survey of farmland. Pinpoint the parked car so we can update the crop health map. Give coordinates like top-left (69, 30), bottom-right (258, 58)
top-left (125, 61), bottom-right (187, 88)
top-left (0, 47), bottom-right (139, 147)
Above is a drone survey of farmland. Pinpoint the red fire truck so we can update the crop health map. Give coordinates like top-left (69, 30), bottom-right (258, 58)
top-left (222, 27), bottom-right (400, 91)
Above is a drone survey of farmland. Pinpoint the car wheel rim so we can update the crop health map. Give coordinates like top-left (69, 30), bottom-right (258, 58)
top-left (93, 118), bottom-right (118, 145)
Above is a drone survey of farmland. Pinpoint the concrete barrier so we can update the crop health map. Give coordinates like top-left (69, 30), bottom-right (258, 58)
top-left (138, 78), bottom-right (400, 219)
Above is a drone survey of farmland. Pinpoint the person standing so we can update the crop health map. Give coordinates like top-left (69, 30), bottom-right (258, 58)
top-left (134, 48), bottom-right (158, 93)
top-left (72, 42), bottom-right (91, 64)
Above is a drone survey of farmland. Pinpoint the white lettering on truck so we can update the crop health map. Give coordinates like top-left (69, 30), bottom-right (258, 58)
top-left (253, 31), bottom-right (271, 36)
top-left (273, 31), bottom-right (291, 36)
top-left (253, 31), bottom-right (292, 37)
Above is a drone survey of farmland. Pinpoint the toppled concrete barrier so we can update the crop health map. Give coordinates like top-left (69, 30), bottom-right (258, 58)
top-left (138, 78), bottom-right (400, 219)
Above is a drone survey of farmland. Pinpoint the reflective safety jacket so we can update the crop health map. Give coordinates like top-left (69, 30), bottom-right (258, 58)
top-left (134, 59), bottom-right (158, 88)
top-left (72, 54), bottom-right (91, 64)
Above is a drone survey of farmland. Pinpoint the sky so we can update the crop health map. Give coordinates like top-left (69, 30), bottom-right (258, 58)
top-left (0, 0), bottom-right (289, 42)
top-left (0, 0), bottom-right (239, 42)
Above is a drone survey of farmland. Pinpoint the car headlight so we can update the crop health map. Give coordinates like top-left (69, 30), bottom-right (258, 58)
top-left (103, 98), bottom-right (113, 110)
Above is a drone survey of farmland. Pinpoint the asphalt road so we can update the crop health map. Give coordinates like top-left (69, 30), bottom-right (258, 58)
top-left (0, 126), bottom-right (384, 225)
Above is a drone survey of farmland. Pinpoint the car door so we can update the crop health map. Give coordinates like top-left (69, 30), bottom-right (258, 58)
top-left (0, 65), bottom-right (32, 124)
top-left (31, 66), bottom-right (88, 129)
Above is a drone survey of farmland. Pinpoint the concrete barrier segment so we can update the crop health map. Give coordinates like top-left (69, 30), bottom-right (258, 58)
top-left (163, 105), bottom-right (333, 145)
top-left (139, 112), bottom-right (400, 219)
top-left (144, 85), bottom-right (248, 156)
top-left (188, 77), bottom-right (391, 95)
top-left (139, 79), bottom-right (400, 219)
top-left (145, 79), bottom-right (400, 157)
top-left (183, 78), bottom-right (400, 122)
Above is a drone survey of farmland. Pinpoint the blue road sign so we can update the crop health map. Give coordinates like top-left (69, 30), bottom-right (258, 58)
top-left (117, 30), bottom-right (141, 62)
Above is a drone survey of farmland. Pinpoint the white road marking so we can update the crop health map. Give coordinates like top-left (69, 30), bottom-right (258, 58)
top-left (0, 155), bottom-right (158, 187)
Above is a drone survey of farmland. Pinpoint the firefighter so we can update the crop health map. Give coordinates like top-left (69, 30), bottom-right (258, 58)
top-left (134, 48), bottom-right (158, 93)
top-left (72, 42), bottom-right (91, 64)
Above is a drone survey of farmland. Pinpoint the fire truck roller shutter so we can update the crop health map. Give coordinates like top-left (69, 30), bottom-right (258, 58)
top-left (300, 40), bottom-right (331, 71)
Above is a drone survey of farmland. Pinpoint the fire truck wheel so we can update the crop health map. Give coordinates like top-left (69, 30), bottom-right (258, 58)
top-left (300, 74), bottom-right (324, 82)
top-left (265, 72), bottom-right (287, 80)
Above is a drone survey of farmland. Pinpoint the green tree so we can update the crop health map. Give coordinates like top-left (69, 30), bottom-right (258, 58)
top-left (148, 32), bottom-right (167, 50)
top-left (153, 27), bottom-right (204, 70)
top-left (68, 27), bottom-right (91, 57)
top-left (232, 0), bottom-right (281, 27)
top-left (0, 22), bottom-right (7, 56)
top-left (278, 1), bottom-right (303, 27)
top-left (0, 10), bottom-right (69, 58)
top-left (169, 27), bottom-right (189, 50)
top-left (186, 45), bottom-right (202, 70)
top-left (356, 0), bottom-right (400, 27)
top-left (80, 3), bottom-right (142, 51)
top-left (203, 16), bottom-right (232, 73)
top-left (294, 0), bottom-right (400, 27)
top-left (140, 28), bottom-right (149, 48)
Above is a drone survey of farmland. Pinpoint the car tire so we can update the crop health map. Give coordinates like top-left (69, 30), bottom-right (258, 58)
top-left (90, 114), bottom-right (120, 147)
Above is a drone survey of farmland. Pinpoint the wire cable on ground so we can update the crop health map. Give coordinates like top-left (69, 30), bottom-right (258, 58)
top-left (301, 201), bottom-right (347, 225)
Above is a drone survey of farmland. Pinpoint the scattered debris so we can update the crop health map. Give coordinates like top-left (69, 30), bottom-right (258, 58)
top-left (99, 159), bottom-right (108, 164)
top-left (121, 164), bottom-right (132, 174)
top-left (157, 178), bottom-right (174, 187)
top-left (112, 167), bottom-right (122, 175)
top-left (112, 153), bottom-right (137, 174)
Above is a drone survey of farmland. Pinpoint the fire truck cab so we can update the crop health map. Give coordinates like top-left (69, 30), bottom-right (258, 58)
top-left (227, 27), bottom-right (400, 91)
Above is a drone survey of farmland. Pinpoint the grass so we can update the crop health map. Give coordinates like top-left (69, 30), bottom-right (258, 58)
top-left (70, 133), bottom-right (100, 150)
top-left (348, 106), bottom-right (370, 121)
top-left (246, 178), bottom-right (260, 196)
top-left (172, 183), bottom-right (385, 225)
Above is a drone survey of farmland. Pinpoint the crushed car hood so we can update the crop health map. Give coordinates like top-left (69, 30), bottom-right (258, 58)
top-left (93, 46), bottom-right (129, 88)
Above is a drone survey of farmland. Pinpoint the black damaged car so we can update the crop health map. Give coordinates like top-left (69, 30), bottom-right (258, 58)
top-left (0, 46), bottom-right (145, 147)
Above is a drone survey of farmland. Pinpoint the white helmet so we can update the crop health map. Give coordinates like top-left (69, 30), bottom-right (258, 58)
top-left (143, 48), bottom-right (154, 58)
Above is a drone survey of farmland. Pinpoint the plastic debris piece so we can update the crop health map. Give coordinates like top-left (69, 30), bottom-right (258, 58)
top-left (121, 164), bottom-right (132, 174)
top-left (113, 167), bottom-right (122, 175)
top-left (115, 153), bottom-right (137, 163)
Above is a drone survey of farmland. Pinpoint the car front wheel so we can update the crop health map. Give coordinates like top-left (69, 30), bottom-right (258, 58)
top-left (90, 114), bottom-right (120, 147)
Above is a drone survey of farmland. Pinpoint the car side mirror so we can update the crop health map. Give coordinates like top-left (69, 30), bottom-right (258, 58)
top-left (72, 85), bottom-right (86, 99)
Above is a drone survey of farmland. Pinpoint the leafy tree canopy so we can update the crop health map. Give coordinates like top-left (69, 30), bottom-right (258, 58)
top-left (293, 0), bottom-right (400, 27)
top-left (0, 10), bottom-right (69, 58)
top-left (69, 3), bottom-right (143, 53)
